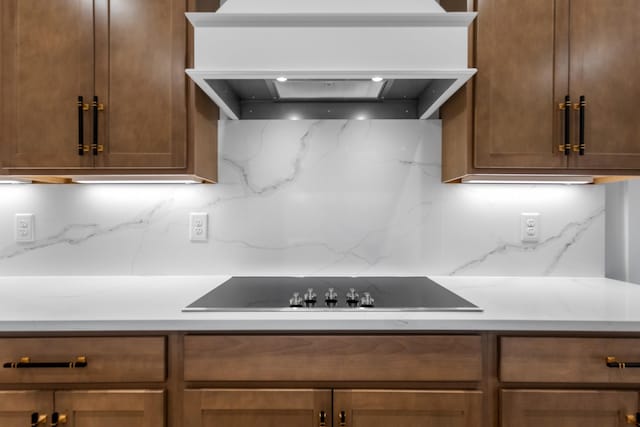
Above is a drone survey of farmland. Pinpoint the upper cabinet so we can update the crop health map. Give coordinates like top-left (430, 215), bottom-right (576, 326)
top-left (442, 0), bottom-right (640, 182)
top-left (0, 0), bottom-right (219, 182)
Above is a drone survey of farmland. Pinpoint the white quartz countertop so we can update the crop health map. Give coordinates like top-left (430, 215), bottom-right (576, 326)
top-left (0, 276), bottom-right (639, 332)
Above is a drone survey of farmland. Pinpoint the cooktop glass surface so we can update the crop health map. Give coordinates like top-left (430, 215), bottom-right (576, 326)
top-left (183, 276), bottom-right (481, 312)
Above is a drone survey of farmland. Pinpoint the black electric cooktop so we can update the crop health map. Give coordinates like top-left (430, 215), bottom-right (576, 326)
top-left (183, 276), bottom-right (481, 312)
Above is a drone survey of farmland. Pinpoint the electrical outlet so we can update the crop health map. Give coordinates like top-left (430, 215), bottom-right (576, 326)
top-left (521, 213), bottom-right (540, 243)
top-left (189, 212), bottom-right (208, 242)
top-left (15, 213), bottom-right (35, 243)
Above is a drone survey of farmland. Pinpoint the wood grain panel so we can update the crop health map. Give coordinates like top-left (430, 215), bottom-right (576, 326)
top-left (1, 0), bottom-right (93, 169)
top-left (569, 0), bottom-right (640, 170)
top-left (94, 0), bottom-right (186, 169)
top-left (501, 337), bottom-right (640, 383)
top-left (184, 335), bottom-right (482, 382)
top-left (474, 0), bottom-right (567, 169)
top-left (442, 82), bottom-right (474, 182)
top-left (501, 390), bottom-right (638, 427)
top-left (55, 390), bottom-right (164, 427)
top-left (0, 337), bottom-right (165, 383)
top-left (0, 391), bottom-right (53, 427)
top-left (184, 389), bottom-right (331, 427)
top-left (334, 389), bottom-right (482, 427)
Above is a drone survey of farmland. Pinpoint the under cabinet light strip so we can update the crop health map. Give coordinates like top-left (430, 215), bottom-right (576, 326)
top-left (461, 176), bottom-right (594, 185)
top-left (0, 179), bottom-right (32, 184)
top-left (74, 180), bottom-right (202, 184)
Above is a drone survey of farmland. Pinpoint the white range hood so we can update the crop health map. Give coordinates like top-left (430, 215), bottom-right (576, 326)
top-left (186, 0), bottom-right (477, 120)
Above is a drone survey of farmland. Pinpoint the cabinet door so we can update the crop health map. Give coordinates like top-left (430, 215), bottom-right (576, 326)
top-left (54, 390), bottom-right (164, 427)
top-left (1, 0), bottom-right (94, 169)
top-left (569, 0), bottom-right (640, 169)
top-left (502, 390), bottom-right (638, 427)
top-left (474, 0), bottom-right (568, 169)
top-left (334, 390), bottom-right (482, 427)
top-left (184, 389), bottom-right (332, 427)
top-left (0, 391), bottom-right (53, 427)
top-left (93, 0), bottom-right (187, 169)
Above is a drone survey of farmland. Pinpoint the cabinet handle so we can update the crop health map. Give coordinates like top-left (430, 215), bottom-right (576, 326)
top-left (3, 356), bottom-right (87, 369)
top-left (51, 412), bottom-right (67, 427)
top-left (319, 410), bottom-right (327, 426)
top-left (626, 413), bottom-right (640, 426)
top-left (606, 356), bottom-right (640, 369)
top-left (77, 96), bottom-right (89, 155)
top-left (558, 95), bottom-right (571, 155)
top-left (31, 412), bottom-right (47, 427)
top-left (339, 410), bottom-right (347, 426)
top-left (577, 95), bottom-right (586, 155)
top-left (92, 96), bottom-right (105, 155)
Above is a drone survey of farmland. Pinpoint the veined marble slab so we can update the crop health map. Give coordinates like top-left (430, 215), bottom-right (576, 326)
top-left (0, 120), bottom-right (604, 276)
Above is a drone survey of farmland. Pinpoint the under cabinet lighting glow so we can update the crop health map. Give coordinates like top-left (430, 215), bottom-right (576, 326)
top-left (371, 76), bottom-right (383, 82)
top-left (276, 76), bottom-right (288, 82)
top-left (0, 179), bottom-right (31, 184)
top-left (75, 180), bottom-right (202, 184)
top-left (72, 175), bottom-right (204, 184)
top-left (461, 175), bottom-right (594, 185)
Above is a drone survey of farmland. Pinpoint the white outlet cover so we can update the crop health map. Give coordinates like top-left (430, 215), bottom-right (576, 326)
top-left (15, 213), bottom-right (35, 243)
top-left (189, 212), bottom-right (209, 242)
top-left (520, 213), bottom-right (540, 243)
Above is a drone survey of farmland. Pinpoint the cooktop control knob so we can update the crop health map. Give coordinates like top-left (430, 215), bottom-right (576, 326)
top-left (325, 288), bottom-right (338, 308)
top-left (360, 292), bottom-right (375, 308)
top-left (289, 292), bottom-right (303, 308)
top-left (303, 288), bottom-right (317, 307)
top-left (346, 288), bottom-right (360, 308)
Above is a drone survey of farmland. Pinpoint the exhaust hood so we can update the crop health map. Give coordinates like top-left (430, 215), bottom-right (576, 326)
top-left (186, 0), bottom-right (477, 120)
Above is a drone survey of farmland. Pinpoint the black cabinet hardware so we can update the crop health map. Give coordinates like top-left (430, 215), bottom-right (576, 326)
top-left (31, 412), bottom-right (46, 427)
top-left (606, 356), bottom-right (640, 369)
top-left (3, 356), bottom-right (87, 369)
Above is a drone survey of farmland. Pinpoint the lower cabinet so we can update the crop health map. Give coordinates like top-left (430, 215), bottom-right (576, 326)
top-left (0, 390), bottom-right (164, 427)
top-left (184, 389), bottom-right (331, 427)
top-left (500, 337), bottom-right (640, 427)
top-left (502, 390), bottom-right (638, 427)
top-left (184, 389), bottom-right (482, 427)
top-left (0, 391), bottom-right (52, 427)
top-left (335, 390), bottom-right (482, 427)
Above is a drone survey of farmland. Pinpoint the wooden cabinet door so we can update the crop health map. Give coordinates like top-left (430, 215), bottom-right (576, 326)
top-left (93, 0), bottom-right (187, 169)
top-left (474, 0), bottom-right (568, 169)
top-left (502, 390), bottom-right (638, 427)
top-left (0, 391), bottom-right (53, 427)
top-left (568, 0), bottom-right (640, 170)
top-left (334, 390), bottom-right (482, 427)
top-left (54, 390), bottom-right (164, 427)
top-left (184, 389), bottom-right (332, 427)
top-left (1, 0), bottom-right (94, 169)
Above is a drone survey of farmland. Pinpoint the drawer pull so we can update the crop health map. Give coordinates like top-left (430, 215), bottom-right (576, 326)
top-left (339, 410), bottom-right (347, 426)
top-left (3, 356), bottom-right (87, 369)
top-left (31, 412), bottom-right (46, 427)
top-left (626, 413), bottom-right (639, 426)
top-left (51, 412), bottom-right (67, 426)
top-left (606, 356), bottom-right (640, 369)
top-left (319, 410), bottom-right (327, 426)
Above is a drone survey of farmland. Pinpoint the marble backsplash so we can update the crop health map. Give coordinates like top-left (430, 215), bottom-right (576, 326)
top-left (0, 120), bottom-right (604, 276)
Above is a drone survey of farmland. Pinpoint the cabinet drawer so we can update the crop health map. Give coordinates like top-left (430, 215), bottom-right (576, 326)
top-left (501, 337), bottom-right (640, 383)
top-left (0, 337), bottom-right (165, 383)
top-left (184, 335), bottom-right (482, 382)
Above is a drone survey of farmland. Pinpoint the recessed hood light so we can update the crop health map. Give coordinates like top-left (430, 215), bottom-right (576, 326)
top-left (276, 76), bottom-right (288, 82)
top-left (371, 76), bottom-right (384, 82)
